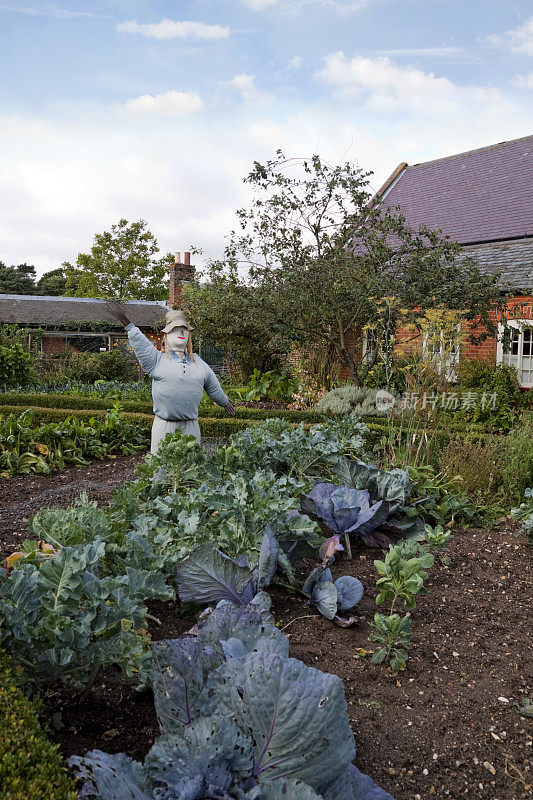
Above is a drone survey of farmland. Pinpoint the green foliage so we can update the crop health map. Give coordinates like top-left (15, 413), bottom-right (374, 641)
top-left (0, 541), bottom-right (174, 689)
top-left (41, 349), bottom-right (138, 384)
top-left (0, 261), bottom-right (37, 294)
top-left (450, 359), bottom-right (527, 429)
top-left (186, 274), bottom-right (291, 377)
top-left (0, 342), bottom-right (33, 387)
top-left (0, 649), bottom-right (77, 800)
top-left (423, 523), bottom-right (453, 565)
top-left (36, 267), bottom-right (69, 296)
top-left (369, 613), bottom-right (411, 672)
top-left (232, 368), bottom-right (298, 403)
top-left (63, 219), bottom-right (172, 301)
top-left (511, 488), bottom-right (533, 543)
top-left (0, 406), bottom-right (148, 477)
top-left (374, 540), bottom-right (434, 612)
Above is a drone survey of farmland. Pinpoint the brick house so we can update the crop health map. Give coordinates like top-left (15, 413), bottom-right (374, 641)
top-left (375, 135), bottom-right (533, 388)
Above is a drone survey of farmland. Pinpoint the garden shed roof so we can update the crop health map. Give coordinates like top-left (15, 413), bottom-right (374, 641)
top-left (0, 295), bottom-right (169, 328)
top-left (378, 134), bottom-right (533, 245)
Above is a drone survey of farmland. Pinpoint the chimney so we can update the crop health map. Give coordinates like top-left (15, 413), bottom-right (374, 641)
top-left (169, 251), bottom-right (195, 309)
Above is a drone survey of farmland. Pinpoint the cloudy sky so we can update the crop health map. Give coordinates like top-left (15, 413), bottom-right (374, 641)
top-left (1, 0), bottom-right (532, 276)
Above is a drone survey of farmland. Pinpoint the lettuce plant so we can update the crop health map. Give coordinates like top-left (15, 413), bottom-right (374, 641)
top-left (70, 603), bottom-right (395, 800)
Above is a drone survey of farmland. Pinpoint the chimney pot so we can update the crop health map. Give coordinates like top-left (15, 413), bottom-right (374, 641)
top-left (184, 252), bottom-right (191, 266)
top-left (175, 252), bottom-right (181, 265)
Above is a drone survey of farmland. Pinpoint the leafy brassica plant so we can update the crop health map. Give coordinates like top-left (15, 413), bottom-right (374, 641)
top-left (369, 613), bottom-right (411, 673)
top-left (374, 541), bottom-right (434, 612)
top-left (302, 565), bottom-right (364, 625)
top-left (333, 458), bottom-right (426, 539)
top-left (511, 488), bottom-right (533, 543)
top-left (70, 603), bottom-right (395, 800)
top-left (301, 480), bottom-right (390, 547)
top-left (0, 541), bottom-right (173, 689)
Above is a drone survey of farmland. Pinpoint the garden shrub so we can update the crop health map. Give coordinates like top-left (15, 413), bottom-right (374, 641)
top-left (34, 349), bottom-right (137, 385)
top-left (0, 342), bottom-right (33, 387)
top-left (0, 649), bottom-right (77, 800)
top-left (316, 385), bottom-right (391, 416)
top-left (451, 358), bottom-right (528, 429)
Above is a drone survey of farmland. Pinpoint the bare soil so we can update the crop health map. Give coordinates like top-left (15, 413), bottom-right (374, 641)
top-left (0, 456), bottom-right (531, 800)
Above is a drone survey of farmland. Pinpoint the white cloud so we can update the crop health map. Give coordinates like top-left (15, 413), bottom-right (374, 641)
top-left (480, 16), bottom-right (533, 56)
top-left (120, 90), bottom-right (205, 116)
top-left (374, 46), bottom-right (462, 57)
top-left (288, 55), bottom-right (303, 68)
top-left (511, 71), bottom-right (533, 89)
top-left (243, 0), bottom-right (279, 9)
top-left (510, 16), bottom-right (533, 56)
top-left (315, 51), bottom-right (500, 113)
top-left (116, 19), bottom-right (230, 40)
top-left (223, 73), bottom-right (272, 105)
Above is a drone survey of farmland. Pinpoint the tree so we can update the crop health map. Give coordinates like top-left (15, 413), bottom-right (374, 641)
top-left (36, 268), bottom-right (71, 296)
top-left (0, 262), bottom-right (37, 294)
top-left (64, 219), bottom-right (172, 300)
top-left (186, 269), bottom-right (292, 376)
top-left (193, 152), bottom-right (504, 386)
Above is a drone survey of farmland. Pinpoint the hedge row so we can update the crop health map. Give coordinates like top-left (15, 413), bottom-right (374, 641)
top-left (1, 391), bottom-right (485, 432)
top-left (0, 405), bottom-right (259, 439)
top-left (0, 405), bottom-right (492, 455)
top-left (0, 650), bottom-right (77, 800)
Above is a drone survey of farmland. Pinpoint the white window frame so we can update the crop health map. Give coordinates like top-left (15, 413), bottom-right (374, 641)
top-left (496, 319), bottom-right (533, 389)
top-left (422, 323), bottom-right (461, 382)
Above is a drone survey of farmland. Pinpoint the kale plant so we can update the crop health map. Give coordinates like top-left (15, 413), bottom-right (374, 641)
top-left (70, 603), bottom-right (395, 800)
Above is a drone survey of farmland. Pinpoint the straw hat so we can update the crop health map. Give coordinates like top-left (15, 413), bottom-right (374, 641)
top-left (162, 309), bottom-right (194, 334)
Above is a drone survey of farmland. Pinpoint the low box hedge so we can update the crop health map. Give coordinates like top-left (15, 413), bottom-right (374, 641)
top-left (0, 650), bottom-right (77, 800)
top-left (0, 405), bottom-right (259, 439)
top-left (1, 392), bottom-right (487, 433)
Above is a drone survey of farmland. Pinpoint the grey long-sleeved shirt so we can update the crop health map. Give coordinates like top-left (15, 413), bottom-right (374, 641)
top-left (125, 324), bottom-right (229, 421)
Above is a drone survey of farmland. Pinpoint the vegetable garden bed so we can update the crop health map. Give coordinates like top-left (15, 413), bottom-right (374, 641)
top-left (0, 452), bottom-right (531, 800)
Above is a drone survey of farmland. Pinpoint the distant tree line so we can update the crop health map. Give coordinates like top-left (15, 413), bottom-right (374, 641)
top-left (0, 263), bottom-right (71, 296)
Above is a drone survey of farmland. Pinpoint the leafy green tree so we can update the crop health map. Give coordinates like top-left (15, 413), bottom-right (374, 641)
top-left (194, 151), bottom-right (503, 385)
top-left (64, 219), bottom-right (172, 300)
top-left (36, 267), bottom-right (71, 296)
top-left (0, 262), bottom-right (37, 294)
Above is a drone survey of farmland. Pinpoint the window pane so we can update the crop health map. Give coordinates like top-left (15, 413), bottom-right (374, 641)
top-left (523, 329), bottom-right (532, 356)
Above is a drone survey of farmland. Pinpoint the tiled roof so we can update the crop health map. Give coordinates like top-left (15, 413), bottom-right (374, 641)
top-left (462, 239), bottom-right (533, 293)
top-left (0, 295), bottom-right (169, 328)
top-left (380, 135), bottom-right (533, 244)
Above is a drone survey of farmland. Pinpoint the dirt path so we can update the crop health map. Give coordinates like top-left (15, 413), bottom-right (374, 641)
top-left (0, 454), bottom-right (145, 559)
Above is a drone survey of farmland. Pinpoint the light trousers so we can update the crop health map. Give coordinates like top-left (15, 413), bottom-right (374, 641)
top-left (150, 415), bottom-right (202, 455)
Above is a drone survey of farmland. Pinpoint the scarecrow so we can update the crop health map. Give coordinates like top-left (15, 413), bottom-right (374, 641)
top-left (106, 300), bottom-right (235, 454)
